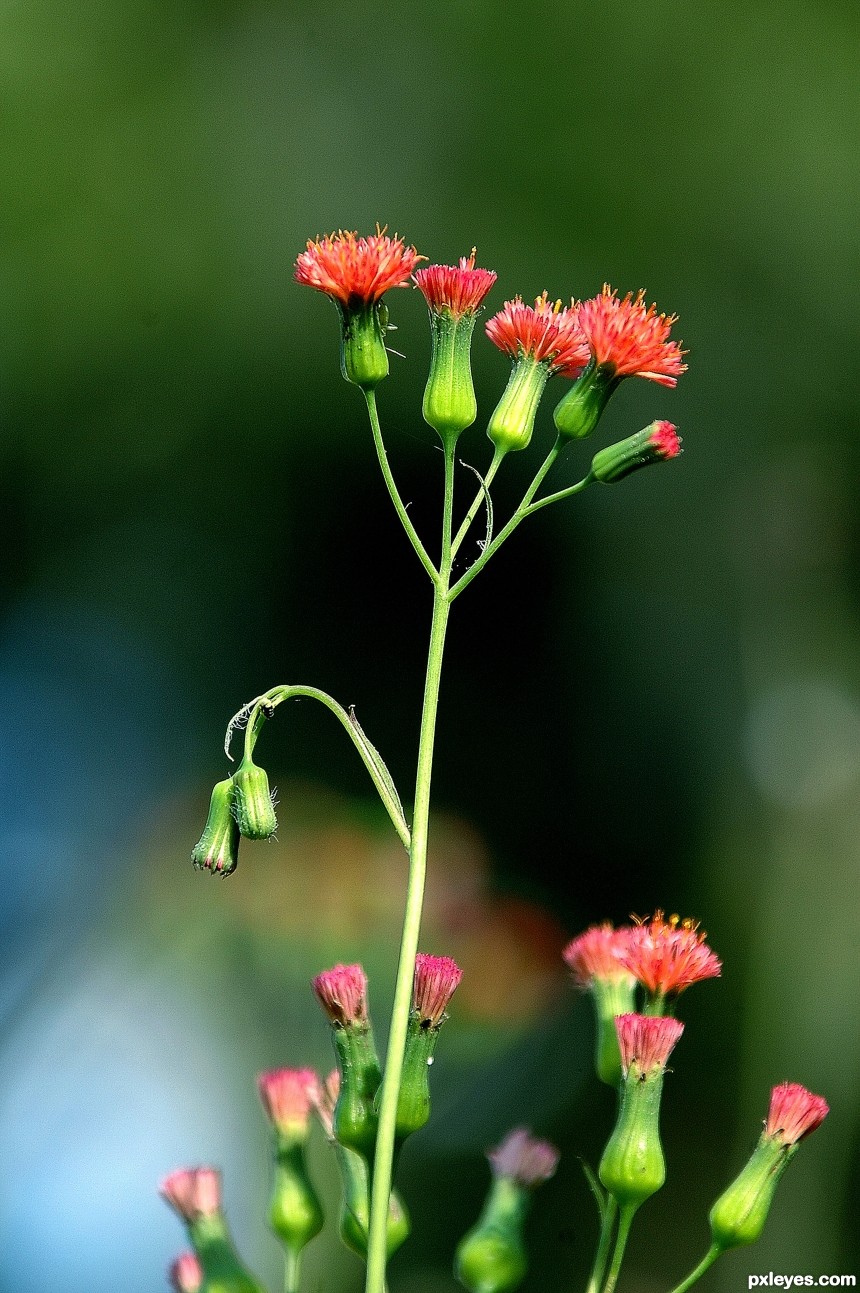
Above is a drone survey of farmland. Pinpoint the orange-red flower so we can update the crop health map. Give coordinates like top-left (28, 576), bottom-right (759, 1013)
top-left (618, 911), bottom-right (721, 998)
top-left (257, 1067), bottom-right (320, 1135)
top-left (486, 292), bottom-right (591, 379)
top-left (563, 924), bottom-right (635, 987)
top-left (414, 252), bottom-right (497, 318)
top-left (295, 229), bottom-right (422, 308)
top-left (615, 1013), bottom-right (684, 1076)
top-left (576, 286), bottom-right (686, 386)
top-left (766, 1083), bottom-right (829, 1146)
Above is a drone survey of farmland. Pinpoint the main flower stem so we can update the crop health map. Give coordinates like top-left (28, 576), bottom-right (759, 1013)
top-left (364, 443), bottom-right (456, 1293)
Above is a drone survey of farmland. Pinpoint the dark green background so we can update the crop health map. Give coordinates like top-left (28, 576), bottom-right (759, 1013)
top-left (0, 2), bottom-right (857, 1290)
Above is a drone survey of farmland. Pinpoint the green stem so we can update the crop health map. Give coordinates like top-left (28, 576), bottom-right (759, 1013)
top-left (448, 436), bottom-right (565, 601)
top-left (585, 1196), bottom-right (618, 1293)
top-left (450, 445), bottom-right (505, 558)
top-left (285, 1249), bottom-right (301, 1293)
top-left (364, 442), bottom-right (456, 1293)
top-left (667, 1245), bottom-right (722, 1293)
top-left (523, 472), bottom-right (593, 515)
top-left (366, 388), bottom-right (439, 583)
top-left (602, 1203), bottom-right (635, 1293)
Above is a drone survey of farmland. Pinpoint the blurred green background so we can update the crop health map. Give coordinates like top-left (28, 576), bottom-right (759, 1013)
top-left (1, 1), bottom-right (858, 1290)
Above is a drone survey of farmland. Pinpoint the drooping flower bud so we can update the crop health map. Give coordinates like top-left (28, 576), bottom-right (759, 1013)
top-left (258, 1069), bottom-right (324, 1262)
top-left (589, 421), bottom-right (682, 485)
top-left (485, 294), bottom-right (590, 453)
top-left (599, 1015), bottom-right (684, 1213)
top-left (169, 1253), bottom-right (202, 1293)
top-left (564, 924), bottom-right (637, 1086)
top-left (159, 1168), bottom-right (265, 1293)
top-left (312, 963), bottom-right (382, 1159)
top-left (616, 910), bottom-right (720, 1011)
top-left (295, 229), bottom-right (423, 390)
top-left (553, 285), bottom-right (686, 440)
top-left (232, 756), bottom-right (277, 841)
top-left (191, 778), bottom-right (240, 877)
top-left (414, 252), bottom-right (497, 447)
top-left (455, 1128), bottom-right (559, 1293)
top-left (396, 954), bottom-right (463, 1142)
top-left (708, 1083), bottom-right (829, 1252)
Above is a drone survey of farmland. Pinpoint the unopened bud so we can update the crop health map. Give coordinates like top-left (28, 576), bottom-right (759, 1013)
top-left (312, 964), bottom-right (382, 1158)
top-left (396, 954), bottom-right (462, 1142)
top-left (590, 421), bottom-right (682, 485)
top-left (191, 779), bottom-right (240, 876)
top-left (232, 757), bottom-right (277, 840)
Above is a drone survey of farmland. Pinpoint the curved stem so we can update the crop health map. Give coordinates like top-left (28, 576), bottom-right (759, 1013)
top-left (585, 1196), bottom-right (618, 1293)
top-left (450, 445), bottom-right (505, 559)
top-left (365, 388), bottom-right (439, 584)
top-left (602, 1203), bottom-right (635, 1293)
top-left (523, 471), bottom-right (593, 515)
top-left (230, 685), bottom-right (411, 851)
top-left (667, 1245), bottom-right (722, 1293)
top-left (364, 444), bottom-right (456, 1293)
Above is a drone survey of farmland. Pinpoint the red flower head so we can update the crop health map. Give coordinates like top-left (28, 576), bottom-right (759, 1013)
top-left (257, 1067), bottom-right (320, 1135)
top-left (312, 962), bottom-right (369, 1027)
top-left (169, 1253), bottom-right (203, 1293)
top-left (295, 229), bottom-right (423, 309)
top-left (615, 1013), bottom-right (684, 1078)
top-left (159, 1167), bottom-right (222, 1224)
top-left (563, 923), bottom-right (637, 988)
top-left (576, 285), bottom-right (687, 386)
top-left (413, 953), bottom-right (463, 1026)
top-left (414, 251), bottom-right (497, 318)
top-left (487, 1127), bottom-right (560, 1189)
top-left (486, 292), bottom-right (591, 378)
top-left (649, 420), bottom-right (683, 458)
top-left (765, 1083), bottom-right (829, 1146)
top-left (618, 911), bottom-right (722, 998)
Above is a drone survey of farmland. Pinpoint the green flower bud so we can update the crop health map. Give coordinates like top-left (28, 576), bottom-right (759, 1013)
top-left (486, 357), bottom-right (549, 454)
top-left (232, 757), bottom-right (277, 840)
top-left (335, 1144), bottom-right (410, 1259)
top-left (268, 1143), bottom-right (323, 1256)
top-left (456, 1220), bottom-right (527, 1293)
top-left (313, 964), bottom-right (382, 1159)
top-left (422, 310), bottom-right (479, 445)
top-left (395, 953), bottom-right (462, 1143)
top-left (337, 302), bottom-right (390, 390)
top-left (191, 779), bottom-right (240, 876)
top-left (188, 1215), bottom-right (266, 1293)
top-left (590, 421), bottom-right (682, 485)
top-left (591, 976), bottom-right (637, 1088)
top-left (552, 361), bottom-right (619, 440)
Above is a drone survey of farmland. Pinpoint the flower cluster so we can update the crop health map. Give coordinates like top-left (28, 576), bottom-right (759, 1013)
top-left (564, 910), bottom-right (722, 1002)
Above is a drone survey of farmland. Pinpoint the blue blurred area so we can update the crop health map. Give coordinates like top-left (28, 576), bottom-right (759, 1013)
top-left (1, 0), bottom-right (858, 1289)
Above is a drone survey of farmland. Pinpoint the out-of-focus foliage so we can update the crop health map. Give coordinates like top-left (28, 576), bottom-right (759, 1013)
top-left (1, 1), bottom-right (858, 1290)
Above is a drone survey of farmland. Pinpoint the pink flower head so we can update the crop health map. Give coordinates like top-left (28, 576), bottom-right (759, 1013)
top-left (647, 420), bottom-right (682, 459)
top-left (487, 1127), bottom-right (560, 1188)
top-left (312, 1068), bottom-right (340, 1139)
top-left (413, 953), bottom-right (463, 1026)
top-left (485, 292), bottom-right (591, 378)
top-left (615, 1013), bottom-right (684, 1077)
top-left (563, 923), bottom-right (636, 988)
top-left (414, 250), bottom-right (497, 318)
top-left (576, 285), bottom-right (687, 386)
top-left (159, 1167), bottom-right (222, 1223)
top-left (169, 1253), bottom-right (203, 1293)
top-left (295, 228), bottom-right (423, 309)
top-left (765, 1083), bottom-right (829, 1146)
top-left (257, 1067), bottom-right (320, 1134)
top-left (618, 911), bottom-right (722, 998)
top-left (312, 962), bottom-right (369, 1027)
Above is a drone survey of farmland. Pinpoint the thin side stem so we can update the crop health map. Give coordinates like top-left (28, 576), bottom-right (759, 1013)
top-left (364, 441), bottom-right (456, 1293)
top-left (585, 1196), bottom-right (618, 1293)
top-left (285, 1249), bottom-right (301, 1293)
top-left (667, 1245), bottom-right (722, 1293)
top-left (602, 1203), bottom-right (635, 1293)
top-left (450, 445), bottom-right (505, 558)
top-left (365, 389), bottom-right (439, 583)
top-left (523, 472), bottom-right (593, 515)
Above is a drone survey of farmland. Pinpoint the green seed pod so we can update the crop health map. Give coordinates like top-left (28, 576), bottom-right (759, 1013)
top-left (455, 1178), bottom-right (529, 1293)
top-left (422, 310), bottom-right (479, 446)
top-left (191, 779), bottom-right (240, 876)
top-left (232, 758), bottom-right (277, 840)
top-left (331, 1025), bottom-right (382, 1159)
top-left (334, 1144), bottom-right (410, 1260)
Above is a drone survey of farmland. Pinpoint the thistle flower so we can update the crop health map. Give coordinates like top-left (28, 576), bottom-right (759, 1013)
top-left (708, 1083), bottom-right (829, 1252)
top-left (590, 420), bottom-right (682, 484)
top-left (414, 252), bottom-right (497, 444)
top-left (312, 963), bottom-right (369, 1027)
top-left (564, 924), bottom-right (637, 1086)
top-left (413, 953), bottom-right (463, 1026)
top-left (615, 1013), bottom-right (685, 1079)
top-left (484, 293), bottom-right (591, 453)
top-left (488, 1128), bottom-right (560, 1188)
top-left (618, 910), bottom-right (722, 1004)
top-left (160, 1168), bottom-right (222, 1224)
top-left (169, 1253), bottom-right (202, 1293)
top-left (258, 1068), bottom-right (320, 1140)
top-left (295, 228), bottom-right (422, 389)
